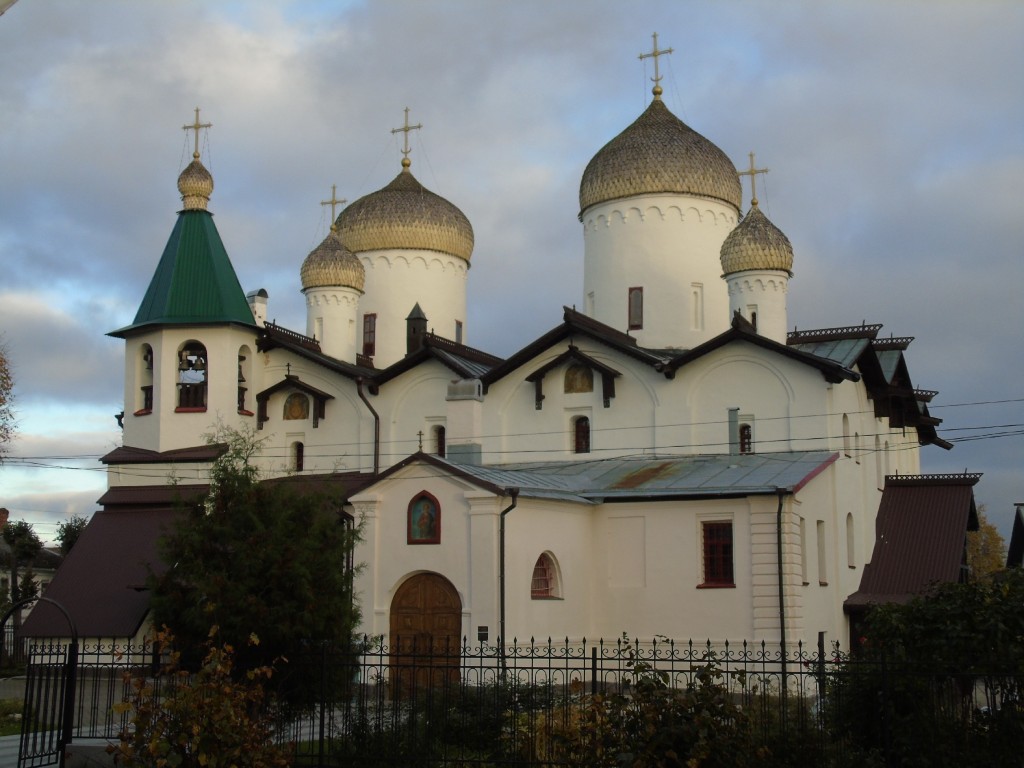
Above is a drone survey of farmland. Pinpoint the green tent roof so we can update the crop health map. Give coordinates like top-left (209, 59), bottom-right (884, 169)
top-left (111, 210), bottom-right (255, 337)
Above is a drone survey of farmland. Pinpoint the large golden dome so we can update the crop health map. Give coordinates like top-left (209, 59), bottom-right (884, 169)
top-left (579, 99), bottom-right (741, 215)
top-left (337, 168), bottom-right (474, 263)
top-left (300, 228), bottom-right (366, 291)
top-left (719, 204), bottom-right (794, 275)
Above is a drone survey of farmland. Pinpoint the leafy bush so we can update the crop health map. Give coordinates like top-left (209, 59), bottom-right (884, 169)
top-left (108, 627), bottom-right (290, 768)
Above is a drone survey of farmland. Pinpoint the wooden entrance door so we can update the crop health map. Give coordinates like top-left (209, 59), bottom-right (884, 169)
top-left (389, 573), bottom-right (461, 693)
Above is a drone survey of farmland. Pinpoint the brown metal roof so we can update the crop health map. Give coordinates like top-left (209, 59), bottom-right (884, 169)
top-left (845, 474), bottom-right (980, 612)
top-left (20, 508), bottom-right (180, 638)
top-left (97, 483), bottom-right (208, 509)
top-left (101, 444), bottom-right (227, 465)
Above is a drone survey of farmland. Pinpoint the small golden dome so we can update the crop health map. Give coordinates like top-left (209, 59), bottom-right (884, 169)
top-left (720, 204), bottom-right (794, 275)
top-left (338, 169), bottom-right (474, 263)
top-left (300, 228), bottom-right (366, 292)
top-left (580, 99), bottom-right (741, 215)
top-left (177, 153), bottom-right (214, 211)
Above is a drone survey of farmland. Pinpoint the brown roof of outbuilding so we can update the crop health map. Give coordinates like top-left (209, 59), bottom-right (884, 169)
top-left (845, 473), bottom-right (981, 612)
top-left (19, 508), bottom-right (180, 638)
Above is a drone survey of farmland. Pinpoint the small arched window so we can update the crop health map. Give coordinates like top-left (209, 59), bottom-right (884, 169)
top-left (137, 344), bottom-right (154, 414)
top-left (842, 414), bottom-right (851, 456)
top-left (292, 441), bottom-right (304, 473)
top-left (738, 423), bottom-right (753, 454)
top-left (573, 416), bottom-right (590, 454)
top-left (434, 425), bottom-right (446, 458)
top-left (237, 346), bottom-right (253, 415)
top-left (177, 341), bottom-right (208, 410)
top-left (531, 552), bottom-right (561, 599)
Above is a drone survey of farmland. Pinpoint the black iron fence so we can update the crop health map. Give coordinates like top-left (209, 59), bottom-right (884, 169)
top-left (18, 635), bottom-right (1024, 767)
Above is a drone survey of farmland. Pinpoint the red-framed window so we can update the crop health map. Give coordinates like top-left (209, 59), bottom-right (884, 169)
top-left (362, 313), bottom-right (377, 357)
top-left (739, 423), bottom-right (753, 454)
top-left (573, 416), bottom-right (591, 454)
top-left (702, 522), bottom-right (734, 586)
top-left (531, 552), bottom-right (561, 599)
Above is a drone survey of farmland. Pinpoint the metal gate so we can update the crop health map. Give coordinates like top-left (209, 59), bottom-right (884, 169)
top-left (0, 599), bottom-right (78, 768)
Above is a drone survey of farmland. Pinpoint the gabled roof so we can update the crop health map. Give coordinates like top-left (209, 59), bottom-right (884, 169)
top-left (788, 324), bottom-right (949, 449)
top-left (659, 314), bottom-right (860, 383)
top-left (368, 332), bottom-right (503, 389)
top-left (845, 473), bottom-right (981, 611)
top-left (110, 210), bottom-right (256, 337)
top-left (20, 508), bottom-right (180, 638)
top-left (481, 307), bottom-right (667, 390)
top-left (361, 450), bottom-right (838, 505)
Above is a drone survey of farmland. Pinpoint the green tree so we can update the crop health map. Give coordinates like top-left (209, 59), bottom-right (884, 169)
top-left (0, 340), bottom-right (13, 460)
top-left (966, 504), bottom-right (1006, 581)
top-left (56, 513), bottom-right (90, 556)
top-left (2, 520), bottom-right (41, 631)
top-left (829, 569), bottom-right (1024, 765)
top-left (149, 426), bottom-right (362, 702)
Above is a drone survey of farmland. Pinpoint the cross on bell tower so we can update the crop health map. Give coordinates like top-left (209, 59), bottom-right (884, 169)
top-left (182, 107), bottom-right (212, 160)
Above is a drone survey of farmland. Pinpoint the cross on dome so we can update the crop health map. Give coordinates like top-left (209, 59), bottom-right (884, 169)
top-left (639, 32), bottom-right (673, 100)
top-left (738, 151), bottom-right (769, 208)
top-left (182, 107), bottom-right (212, 160)
top-left (391, 107), bottom-right (423, 169)
top-left (321, 184), bottom-right (347, 230)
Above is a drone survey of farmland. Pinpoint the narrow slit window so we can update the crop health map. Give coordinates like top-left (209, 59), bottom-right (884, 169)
top-left (628, 287), bottom-right (643, 330)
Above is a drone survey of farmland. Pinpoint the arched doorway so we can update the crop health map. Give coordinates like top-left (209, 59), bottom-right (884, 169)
top-left (389, 573), bottom-right (462, 693)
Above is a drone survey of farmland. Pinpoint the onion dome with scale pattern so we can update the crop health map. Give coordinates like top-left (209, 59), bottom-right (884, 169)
top-left (177, 151), bottom-right (214, 211)
top-left (337, 163), bottom-right (474, 263)
top-left (579, 98), bottom-right (742, 216)
top-left (719, 202), bottom-right (794, 276)
top-left (301, 226), bottom-right (366, 292)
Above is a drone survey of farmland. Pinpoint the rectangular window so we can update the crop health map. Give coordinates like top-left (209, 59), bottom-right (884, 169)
top-left (455, 320), bottom-right (463, 344)
top-left (702, 522), bottom-right (734, 586)
top-left (628, 287), bottom-right (643, 330)
top-left (362, 313), bottom-right (377, 357)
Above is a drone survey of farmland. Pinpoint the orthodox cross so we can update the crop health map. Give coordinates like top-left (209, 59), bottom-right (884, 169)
top-left (639, 32), bottom-right (673, 98)
top-left (286, 363), bottom-right (292, 376)
top-left (738, 151), bottom-right (769, 208)
top-left (321, 184), bottom-right (346, 228)
top-left (182, 107), bottom-right (212, 158)
top-left (417, 430), bottom-right (424, 451)
top-left (391, 107), bottom-right (422, 168)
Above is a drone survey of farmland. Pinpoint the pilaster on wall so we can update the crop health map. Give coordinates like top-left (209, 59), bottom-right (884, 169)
top-left (466, 492), bottom-right (501, 641)
top-left (750, 500), bottom-right (803, 641)
top-left (349, 495), bottom-right (383, 636)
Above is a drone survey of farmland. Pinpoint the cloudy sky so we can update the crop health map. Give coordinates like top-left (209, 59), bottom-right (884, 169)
top-left (0, 0), bottom-right (1021, 544)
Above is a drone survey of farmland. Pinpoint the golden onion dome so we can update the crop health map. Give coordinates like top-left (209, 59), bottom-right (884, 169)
top-left (579, 99), bottom-right (741, 216)
top-left (300, 227), bottom-right (366, 292)
top-left (337, 168), bottom-right (474, 263)
top-left (719, 204), bottom-right (794, 276)
top-left (177, 152), bottom-right (214, 211)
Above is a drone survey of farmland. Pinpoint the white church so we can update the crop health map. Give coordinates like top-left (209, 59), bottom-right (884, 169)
top-left (26, 42), bottom-right (980, 653)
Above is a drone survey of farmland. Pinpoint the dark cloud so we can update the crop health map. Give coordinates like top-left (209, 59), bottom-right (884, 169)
top-left (0, 0), bottom-right (1020, 537)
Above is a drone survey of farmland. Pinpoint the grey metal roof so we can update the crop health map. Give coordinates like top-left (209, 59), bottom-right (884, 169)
top-left (442, 451), bottom-right (837, 503)
top-left (432, 347), bottom-right (493, 379)
top-left (876, 349), bottom-right (902, 383)
top-left (788, 338), bottom-right (870, 369)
